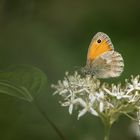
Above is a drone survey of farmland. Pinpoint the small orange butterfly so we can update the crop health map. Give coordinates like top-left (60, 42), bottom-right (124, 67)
top-left (83, 32), bottom-right (124, 78)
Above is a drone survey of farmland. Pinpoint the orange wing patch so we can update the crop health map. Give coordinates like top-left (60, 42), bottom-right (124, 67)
top-left (87, 39), bottom-right (113, 63)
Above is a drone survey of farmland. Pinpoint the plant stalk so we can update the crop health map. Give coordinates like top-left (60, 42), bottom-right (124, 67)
top-left (104, 121), bottom-right (111, 140)
top-left (33, 99), bottom-right (67, 140)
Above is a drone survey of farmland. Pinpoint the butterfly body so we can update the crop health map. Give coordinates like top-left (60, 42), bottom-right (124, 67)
top-left (83, 32), bottom-right (124, 78)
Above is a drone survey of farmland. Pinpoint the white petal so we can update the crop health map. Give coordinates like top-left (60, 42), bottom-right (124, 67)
top-left (63, 80), bottom-right (69, 87)
top-left (103, 88), bottom-right (112, 96)
top-left (89, 94), bottom-right (96, 104)
top-left (126, 88), bottom-right (134, 95)
top-left (89, 107), bottom-right (98, 116)
top-left (61, 101), bottom-right (70, 106)
top-left (116, 94), bottom-right (122, 100)
top-left (78, 108), bottom-right (87, 119)
top-left (69, 104), bottom-right (73, 114)
top-left (74, 98), bottom-right (86, 107)
top-left (59, 89), bottom-right (68, 95)
top-left (100, 91), bottom-right (105, 98)
top-left (137, 83), bottom-right (140, 87)
top-left (53, 90), bottom-right (59, 95)
top-left (136, 87), bottom-right (140, 90)
top-left (99, 102), bottom-right (104, 112)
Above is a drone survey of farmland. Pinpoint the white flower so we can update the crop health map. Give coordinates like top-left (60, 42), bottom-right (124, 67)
top-left (126, 75), bottom-right (140, 95)
top-left (52, 71), bottom-right (140, 124)
top-left (77, 97), bottom-right (98, 120)
top-left (128, 91), bottom-right (140, 103)
top-left (103, 84), bottom-right (130, 100)
top-left (95, 90), bottom-right (105, 112)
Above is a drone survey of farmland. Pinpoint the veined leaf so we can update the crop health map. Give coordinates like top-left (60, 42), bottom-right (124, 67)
top-left (0, 80), bottom-right (33, 101)
top-left (0, 65), bottom-right (47, 102)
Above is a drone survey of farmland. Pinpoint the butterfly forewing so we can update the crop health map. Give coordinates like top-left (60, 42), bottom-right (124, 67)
top-left (87, 32), bottom-right (114, 64)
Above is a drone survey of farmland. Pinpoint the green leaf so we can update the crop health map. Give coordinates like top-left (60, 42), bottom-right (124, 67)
top-left (0, 65), bottom-right (47, 102)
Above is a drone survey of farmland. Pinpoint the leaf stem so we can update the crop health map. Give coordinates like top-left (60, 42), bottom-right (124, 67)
top-left (33, 99), bottom-right (67, 140)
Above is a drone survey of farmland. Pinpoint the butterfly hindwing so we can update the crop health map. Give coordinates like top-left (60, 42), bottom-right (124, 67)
top-left (89, 51), bottom-right (124, 78)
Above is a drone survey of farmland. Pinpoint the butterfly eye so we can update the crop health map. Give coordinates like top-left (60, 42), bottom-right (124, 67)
top-left (97, 39), bottom-right (101, 43)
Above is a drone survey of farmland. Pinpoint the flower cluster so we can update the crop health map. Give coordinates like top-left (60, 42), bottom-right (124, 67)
top-left (52, 72), bottom-right (140, 124)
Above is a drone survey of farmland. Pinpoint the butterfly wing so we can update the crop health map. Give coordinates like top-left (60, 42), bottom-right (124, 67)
top-left (88, 51), bottom-right (124, 78)
top-left (84, 32), bottom-right (124, 78)
top-left (87, 32), bottom-right (114, 64)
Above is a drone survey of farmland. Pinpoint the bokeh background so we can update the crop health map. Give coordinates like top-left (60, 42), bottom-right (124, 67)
top-left (0, 0), bottom-right (140, 140)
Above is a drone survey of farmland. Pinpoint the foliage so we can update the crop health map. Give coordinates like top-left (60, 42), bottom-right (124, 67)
top-left (0, 65), bottom-right (47, 101)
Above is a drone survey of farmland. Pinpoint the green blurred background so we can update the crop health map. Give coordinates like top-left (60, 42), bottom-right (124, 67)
top-left (0, 0), bottom-right (140, 140)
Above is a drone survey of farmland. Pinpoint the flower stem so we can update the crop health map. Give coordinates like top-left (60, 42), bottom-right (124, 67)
top-left (104, 120), bottom-right (111, 140)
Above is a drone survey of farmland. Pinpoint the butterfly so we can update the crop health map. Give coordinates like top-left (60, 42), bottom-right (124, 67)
top-left (82, 32), bottom-right (124, 78)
